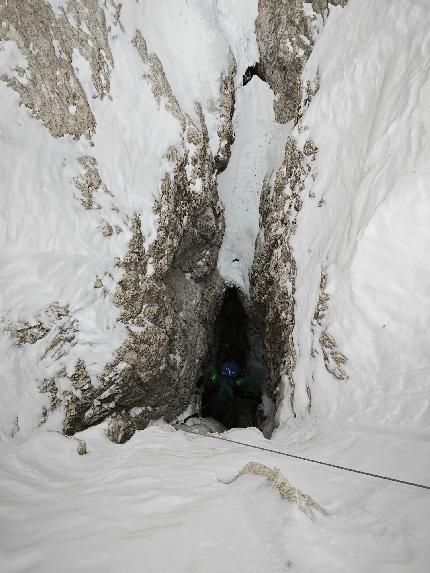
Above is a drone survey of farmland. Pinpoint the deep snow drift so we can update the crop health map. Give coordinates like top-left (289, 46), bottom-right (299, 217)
top-left (287, 0), bottom-right (430, 426)
top-left (1, 0), bottom-right (430, 572)
top-left (1, 420), bottom-right (429, 573)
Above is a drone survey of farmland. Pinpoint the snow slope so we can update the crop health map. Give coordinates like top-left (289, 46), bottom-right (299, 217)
top-left (0, 421), bottom-right (429, 573)
top-left (287, 0), bottom-right (430, 427)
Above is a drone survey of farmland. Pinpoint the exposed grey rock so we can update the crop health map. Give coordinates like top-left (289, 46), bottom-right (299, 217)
top-left (39, 375), bottom-right (62, 412)
top-left (226, 461), bottom-right (326, 517)
top-left (313, 268), bottom-right (348, 380)
top-left (59, 33), bottom-right (235, 438)
top-left (256, 0), bottom-right (347, 123)
top-left (41, 308), bottom-right (78, 362)
top-left (6, 321), bottom-right (49, 345)
top-left (105, 416), bottom-right (134, 444)
top-left (251, 0), bottom-right (349, 412)
top-left (62, 142), bottom-right (226, 436)
top-left (7, 303), bottom-right (76, 362)
top-left (0, 8), bottom-right (238, 439)
top-left (76, 439), bottom-right (87, 455)
top-left (313, 267), bottom-right (329, 325)
top-left (0, 0), bottom-right (112, 139)
top-left (74, 156), bottom-right (112, 210)
top-left (71, 359), bottom-right (92, 391)
top-left (132, 30), bottom-right (187, 130)
top-left (214, 59), bottom-right (236, 173)
top-left (251, 137), bottom-right (311, 411)
top-left (319, 330), bottom-right (348, 380)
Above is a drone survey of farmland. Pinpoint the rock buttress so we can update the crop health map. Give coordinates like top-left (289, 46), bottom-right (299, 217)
top-left (59, 36), bottom-right (237, 440)
top-left (256, 0), bottom-right (347, 124)
top-left (251, 0), bottom-right (348, 414)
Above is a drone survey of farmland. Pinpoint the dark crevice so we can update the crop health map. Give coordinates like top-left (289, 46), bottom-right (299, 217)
top-left (242, 62), bottom-right (262, 86)
top-left (198, 286), bottom-right (274, 433)
top-left (214, 287), bottom-right (248, 368)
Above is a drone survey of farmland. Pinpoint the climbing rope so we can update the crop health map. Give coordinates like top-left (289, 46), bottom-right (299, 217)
top-left (178, 429), bottom-right (430, 491)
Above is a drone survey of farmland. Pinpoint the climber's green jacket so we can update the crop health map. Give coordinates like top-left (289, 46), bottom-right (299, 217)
top-left (204, 364), bottom-right (234, 401)
top-left (204, 364), bottom-right (219, 386)
top-left (203, 365), bottom-right (261, 400)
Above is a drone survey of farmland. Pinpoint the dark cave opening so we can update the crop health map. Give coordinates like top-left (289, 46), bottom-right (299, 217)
top-left (242, 62), bottom-right (261, 86)
top-left (199, 287), bottom-right (272, 432)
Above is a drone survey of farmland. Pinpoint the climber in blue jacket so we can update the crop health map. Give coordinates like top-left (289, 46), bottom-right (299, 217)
top-left (201, 360), bottom-right (239, 427)
top-left (201, 360), bottom-right (261, 428)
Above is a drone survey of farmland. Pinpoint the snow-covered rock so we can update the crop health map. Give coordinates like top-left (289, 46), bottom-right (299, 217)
top-left (0, 0), bottom-right (238, 441)
top-left (251, 0), bottom-right (430, 433)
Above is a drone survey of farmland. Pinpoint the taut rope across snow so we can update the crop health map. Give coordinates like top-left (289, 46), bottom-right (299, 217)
top-left (180, 430), bottom-right (430, 491)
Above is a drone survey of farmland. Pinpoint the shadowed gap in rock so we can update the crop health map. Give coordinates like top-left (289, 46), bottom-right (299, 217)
top-left (242, 62), bottom-right (261, 86)
top-left (199, 286), bottom-right (270, 431)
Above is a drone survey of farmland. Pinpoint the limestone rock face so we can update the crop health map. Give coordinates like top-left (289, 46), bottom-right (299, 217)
top-left (1, 0), bottom-right (353, 441)
top-left (251, 0), bottom-right (349, 414)
top-left (251, 137), bottom-right (313, 410)
top-left (64, 118), bottom-right (227, 436)
top-left (0, 2), bottom-right (236, 441)
top-left (59, 30), bottom-right (235, 438)
top-left (256, 0), bottom-right (347, 123)
top-left (0, 0), bottom-right (112, 138)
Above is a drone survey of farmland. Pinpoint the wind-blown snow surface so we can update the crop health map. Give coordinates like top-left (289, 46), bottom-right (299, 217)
top-left (1, 0), bottom-right (430, 571)
top-left (0, 422), bottom-right (429, 573)
top-left (287, 0), bottom-right (430, 426)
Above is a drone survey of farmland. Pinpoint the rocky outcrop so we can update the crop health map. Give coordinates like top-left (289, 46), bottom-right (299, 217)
top-left (48, 31), bottom-right (235, 440)
top-left (312, 268), bottom-right (348, 381)
top-left (214, 60), bottom-right (236, 173)
top-left (7, 303), bottom-right (77, 360)
top-left (0, 0), bottom-right (112, 138)
top-left (63, 123), bottom-right (227, 438)
top-left (1, 3), bottom-right (238, 441)
top-left (251, 0), bottom-right (348, 414)
top-left (251, 137), bottom-right (313, 411)
top-left (256, 0), bottom-right (347, 123)
top-left (227, 461), bottom-right (326, 517)
top-left (74, 156), bottom-right (113, 210)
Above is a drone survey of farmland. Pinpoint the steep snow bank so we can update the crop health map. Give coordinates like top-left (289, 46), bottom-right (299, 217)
top-left (288, 0), bottom-right (430, 424)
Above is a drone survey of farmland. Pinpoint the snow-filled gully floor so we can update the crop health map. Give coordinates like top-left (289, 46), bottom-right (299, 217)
top-left (1, 421), bottom-right (429, 573)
